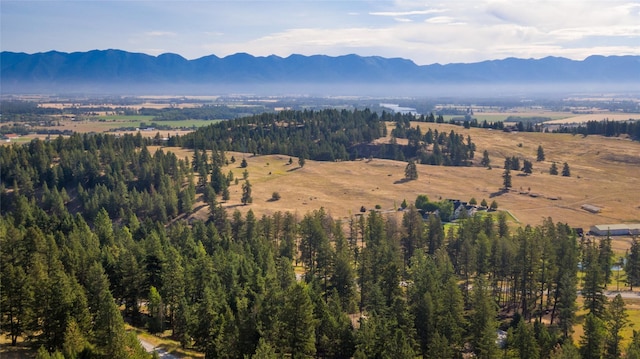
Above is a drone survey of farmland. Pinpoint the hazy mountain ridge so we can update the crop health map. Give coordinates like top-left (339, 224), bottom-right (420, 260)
top-left (1, 50), bottom-right (639, 94)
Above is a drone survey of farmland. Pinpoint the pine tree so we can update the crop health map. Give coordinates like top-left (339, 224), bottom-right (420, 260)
top-left (562, 162), bottom-right (571, 177)
top-left (147, 286), bottom-right (164, 334)
top-left (604, 294), bottom-right (628, 359)
top-left (626, 239), bottom-right (640, 290)
top-left (523, 159), bottom-right (533, 175)
top-left (582, 244), bottom-right (608, 318)
top-left (404, 160), bottom-right (418, 180)
top-left (241, 180), bottom-right (253, 205)
top-left (281, 283), bottom-right (317, 358)
top-left (508, 318), bottom-right (540, 359)
top-left (481, 150), bottom-right (491, 168)
top-left (503, 158), bottom-right (512, 189)
top-left (537, 145), bottom-right (545, 161)
top-left (94, 285), bottom-right (128, 358)
top-left (471, 276), bottom-right (499, 359)
top-left (627, 331), bottom-right (640, 359)
top-left (550, 162), bottom-right (559, 175)
top-left (580, 313), bottom-right (606, 359)
top-left (252, 337), bottom-right (278, 359)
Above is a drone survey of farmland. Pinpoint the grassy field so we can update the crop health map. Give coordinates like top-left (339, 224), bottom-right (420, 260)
top-left (173, 122), bottom-right (640, 235)
top-left (444, 112), bottom-right (571, 123)
top-left (54, 117), bottom-right (221, 132)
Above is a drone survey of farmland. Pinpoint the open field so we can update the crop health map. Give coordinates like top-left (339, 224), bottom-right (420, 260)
top-left (51, 117), bottom-right (221, 132)
top-left (444, 111), bottom-right (571, 123)
top-left (544, 113), bottom-right (640, 124)
top-left (177, 123), bottom-right (640, 234)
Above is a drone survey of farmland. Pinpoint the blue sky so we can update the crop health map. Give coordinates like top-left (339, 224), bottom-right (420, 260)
top-left (2, 0), bottom-right (639, 65)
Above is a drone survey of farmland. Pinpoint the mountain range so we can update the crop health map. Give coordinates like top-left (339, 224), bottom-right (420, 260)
top-left (1, 49), bottom-right (639, 95)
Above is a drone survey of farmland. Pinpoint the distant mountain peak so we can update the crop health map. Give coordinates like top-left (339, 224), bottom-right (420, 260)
top-left (1, 50), bottom-right (638, 94)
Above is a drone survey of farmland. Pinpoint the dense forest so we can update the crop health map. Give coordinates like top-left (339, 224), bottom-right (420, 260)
top-left (172, 109), bottom-right (476, 165)
top-left (2, 110), bottom-right (640, 358)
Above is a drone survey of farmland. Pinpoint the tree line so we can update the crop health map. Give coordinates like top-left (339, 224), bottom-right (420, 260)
top-left (555, 119), bottom-right (640, 141)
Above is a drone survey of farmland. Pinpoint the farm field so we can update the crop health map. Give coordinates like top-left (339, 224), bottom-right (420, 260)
top-left (53, 117), bottom-right (222, 132)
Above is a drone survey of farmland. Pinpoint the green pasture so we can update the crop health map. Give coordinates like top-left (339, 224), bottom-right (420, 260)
top-left (93, 116), bottom-right (222, 130)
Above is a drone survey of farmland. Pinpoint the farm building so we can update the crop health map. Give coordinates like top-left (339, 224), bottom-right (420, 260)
top-left (589, 224), bottom-right (640, 236)
top-left (581, 204), bottom-right (601, 213)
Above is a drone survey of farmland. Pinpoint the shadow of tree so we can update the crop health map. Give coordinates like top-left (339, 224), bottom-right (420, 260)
top-left (489, 189), bottom-right (509, 198)
top-left (393, 178), bottom-right (412, 184)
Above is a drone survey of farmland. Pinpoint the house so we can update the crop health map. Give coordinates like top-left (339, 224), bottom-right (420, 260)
top-left (589, 224), bottom-right (640, 236)
top-left (451, 200), bottom-right (478, 220)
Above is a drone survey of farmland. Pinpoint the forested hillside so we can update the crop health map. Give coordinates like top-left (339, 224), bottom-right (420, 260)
top-left (2, 113), bottom-right (640, 358)
top-left (175, 109), bottom-right (475, 165)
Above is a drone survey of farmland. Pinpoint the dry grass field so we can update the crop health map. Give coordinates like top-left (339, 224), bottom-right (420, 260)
top-left (157, 122), bottom-right (640, 235)
top-left (545, 113), bottom-right (640, 125)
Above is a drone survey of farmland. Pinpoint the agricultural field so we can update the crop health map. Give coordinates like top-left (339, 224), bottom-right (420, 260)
top-left (54, 116), bottom-right (222, 132)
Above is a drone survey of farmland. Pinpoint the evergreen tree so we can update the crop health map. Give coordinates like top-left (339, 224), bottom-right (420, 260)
top-left (481, 150), bottom-right (491, 168)
top-left (627, 331), bottom-right (640, 359)
top-left (549, 342), bottom-right (581, 359)
top-left (93, 284), bottom-right (128, 358)
top-left (582, 244), bottom-right (608, 318)
top-left (508, 318), bottom-right (540, 359)
top-left (241, 180), bottom-right (253, 205)
top-left (522, 159), bottom-right (533, 175)
top-left (550, 162), bottom-right (559, 175)
top-left (562, 162), bottom-right (571, 177)
top-left (147, 286), bottom-right (164, 334)
top-left (626, 238), bottom-right (640, 290)
top-left (503, 158), bottom-right (512, 189)
top-left (599, 235), bottom-right (614, 286)
top-left (252, 337), bottom-right (278, 359)
top-left (537, 145), bottom-right (545, 161)
top-left (604, 294), bottom-right (628, 359)
top-left (280, 283), bottom-right (317, 358)
top-left (471, 276), bottom-right (499, 359)
top-left (404, 160), bottom-right (418, 180)
top-left (580, 313), bottom-right (606, 359)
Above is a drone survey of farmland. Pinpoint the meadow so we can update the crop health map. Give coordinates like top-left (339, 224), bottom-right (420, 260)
top-left (175, 122), bottom-right (640, 233)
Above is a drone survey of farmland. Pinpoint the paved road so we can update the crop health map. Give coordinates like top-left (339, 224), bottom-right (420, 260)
top-left (139, 337), bottom-right (178, 359)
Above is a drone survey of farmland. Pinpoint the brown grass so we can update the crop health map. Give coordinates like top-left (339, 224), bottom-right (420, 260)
top-left (188, 124), bottom-right (640, 236)
top-left (545, 113), bottom-right (640, 125)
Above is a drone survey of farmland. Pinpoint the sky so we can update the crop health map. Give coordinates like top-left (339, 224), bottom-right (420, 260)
top-left (2, 0), bottom-right (640, 65)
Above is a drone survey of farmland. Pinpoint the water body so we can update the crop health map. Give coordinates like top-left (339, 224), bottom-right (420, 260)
top-left (380, 103), bottom-right (418, 115)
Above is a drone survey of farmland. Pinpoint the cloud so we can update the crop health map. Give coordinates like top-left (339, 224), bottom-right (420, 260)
top-left (370, 9), bottom-right (446, 17)
top-left (425, 16), bottom-right (455, 24)
top-left (3, 0), bottom-right (640, 65)
top-left (144, 31), bottom-right (177, 37)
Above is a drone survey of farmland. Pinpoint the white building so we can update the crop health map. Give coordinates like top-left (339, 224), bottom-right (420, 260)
top-left (590, 224), bottom-right (640, 236)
